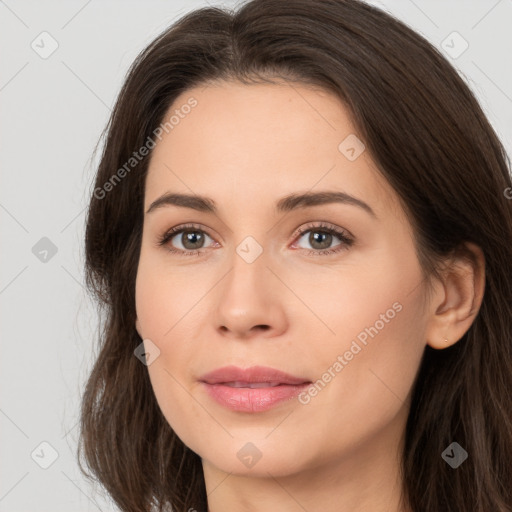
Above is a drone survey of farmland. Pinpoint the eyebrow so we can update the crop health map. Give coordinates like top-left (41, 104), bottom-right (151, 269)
top-left (145, 190), bottom-right (376, 218)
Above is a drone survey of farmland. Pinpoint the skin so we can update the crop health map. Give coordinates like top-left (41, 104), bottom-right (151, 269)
top-left (134, 81), bottom-right (485, 512)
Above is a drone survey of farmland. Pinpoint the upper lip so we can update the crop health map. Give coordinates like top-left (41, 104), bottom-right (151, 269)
top-left (199, 365), bottom-right (311, 385)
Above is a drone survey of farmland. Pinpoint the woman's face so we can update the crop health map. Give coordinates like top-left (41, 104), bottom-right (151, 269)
top-left (135, 81), bottom-right (431, 477)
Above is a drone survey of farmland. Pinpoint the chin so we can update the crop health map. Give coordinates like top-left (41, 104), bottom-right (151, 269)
top-left (197, 437), bottom-right (316, 478)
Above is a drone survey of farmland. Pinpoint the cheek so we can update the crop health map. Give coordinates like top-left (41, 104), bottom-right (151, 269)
top-left (296, 263), bottom-right (427, 448)
top-left (135, 249), bottom-right (201, 338)
top-left (293, 243), bottom-right (425, 397)
top-left (135, 253), bottom-right (207, 446)
top-left (301, 298), bottom-right (425, 462)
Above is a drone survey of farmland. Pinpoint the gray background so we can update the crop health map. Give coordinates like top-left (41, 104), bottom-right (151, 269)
top-left (1, 1), bottom-right (511, 510)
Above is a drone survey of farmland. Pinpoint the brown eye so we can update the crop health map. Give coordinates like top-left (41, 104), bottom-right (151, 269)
top-left (303, 231), bottom-right (334, 251)
top-left (157, 224), bottom-right (216, 257)
top-left (175, 230), bottom-right (207, 250)
top-left (165, 229), bottom-right (213, 252)
top-left (294, 224), bottom-right (354, 255)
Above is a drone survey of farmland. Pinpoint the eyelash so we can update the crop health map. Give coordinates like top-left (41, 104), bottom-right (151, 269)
top-left (156, 222), bottom-right (354, 258)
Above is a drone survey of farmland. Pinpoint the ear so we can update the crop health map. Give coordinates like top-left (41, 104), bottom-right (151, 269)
top-left (425, 242), bottom-right (485, 350)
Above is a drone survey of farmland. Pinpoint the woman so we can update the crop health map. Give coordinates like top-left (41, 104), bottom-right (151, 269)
top-left (78, 1), bottom-right (512, 511)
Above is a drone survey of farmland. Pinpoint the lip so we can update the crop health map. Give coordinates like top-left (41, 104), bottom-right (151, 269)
top-left (199, 365), bottom-right (310, 385)
top-left (199, 365), bottom-right (311, 413)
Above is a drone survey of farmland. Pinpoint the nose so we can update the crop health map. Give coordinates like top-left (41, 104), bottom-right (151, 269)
top-left (214, 249), bottom-right (288, 340)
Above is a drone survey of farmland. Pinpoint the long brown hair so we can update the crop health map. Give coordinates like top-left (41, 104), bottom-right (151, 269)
top-left (78, 1), bottom-right (512, 510)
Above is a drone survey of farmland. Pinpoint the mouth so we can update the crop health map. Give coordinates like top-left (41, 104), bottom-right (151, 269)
top-left (219, 381), bottom-right (285, 388)
top-left (199, 365), bottom-right (311, 386)
top-left (198, 365), bottom-right (312, 412)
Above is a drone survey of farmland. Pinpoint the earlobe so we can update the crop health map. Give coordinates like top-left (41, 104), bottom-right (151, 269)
top-left (425, 242), bottom-right (485, 350)
top-left (135, 318), bottom-right (142, 339)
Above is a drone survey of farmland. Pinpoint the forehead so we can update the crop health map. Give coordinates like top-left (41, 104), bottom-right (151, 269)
top-left (144, 81), bottom-right (401, 221)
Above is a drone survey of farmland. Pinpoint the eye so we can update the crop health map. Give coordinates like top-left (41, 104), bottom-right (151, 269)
top-left (157, 221), bottom-right (354, 258)
top-left (292, 222), bottom-right (354, 256)
top-left (157, 223), bottom-right (216, 257)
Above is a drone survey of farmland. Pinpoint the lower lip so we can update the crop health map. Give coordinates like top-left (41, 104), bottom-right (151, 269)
top-left (200, 382), bottom-right (310, 412)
